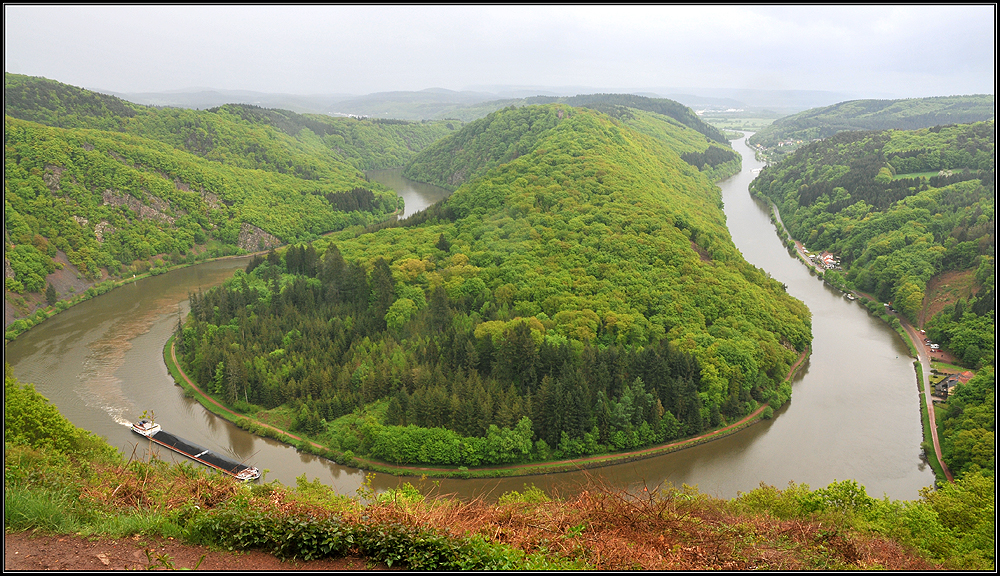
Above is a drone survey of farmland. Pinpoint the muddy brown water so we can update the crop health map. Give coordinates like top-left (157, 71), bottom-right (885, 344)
top-left (6, 140), bottom-right (934, 501)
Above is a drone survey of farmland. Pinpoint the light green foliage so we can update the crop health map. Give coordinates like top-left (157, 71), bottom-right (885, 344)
top-left (920, 471), bottom-right (995, 569)
top-left (374, 482), bottom-right (424, 505)
top-left (4, 74), bottom-right (451, 303)
top-left (5, 365), bottom-right (86, 453)
top-left (497, 484), bottom-right (551, 505)
top-left (731, 476), bottom-right (995, 569)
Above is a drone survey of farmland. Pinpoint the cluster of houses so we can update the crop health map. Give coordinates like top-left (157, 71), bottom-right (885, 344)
top-left (805, 251), bottom-right (840, 270)
top-left (934, 371), bottom-right (974, 399)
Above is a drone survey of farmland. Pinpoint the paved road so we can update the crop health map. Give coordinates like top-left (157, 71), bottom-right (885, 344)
top-left (899, 320), bottom-right (954, 482)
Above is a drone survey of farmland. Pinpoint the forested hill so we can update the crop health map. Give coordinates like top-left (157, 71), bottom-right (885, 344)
top-left (751, 121), bottom-right (994, 367)
top-left (748, 94), bottom-right (995, 149)
top-left (5, 73), bottom-right (457, 172)
top-left (179, 104), bottom-right (810, 468)
top-left (403, 98), bottom-right (739, 189)
top-left (4, 74), bottom-right (453, 331)
top-left (522, 93), bottom-right (729, 144)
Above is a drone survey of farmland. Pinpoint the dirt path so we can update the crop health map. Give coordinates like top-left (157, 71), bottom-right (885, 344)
top-left (169, 340), bottom-right (810, 477)
top-left (3, 532), bottom-right (394, 571)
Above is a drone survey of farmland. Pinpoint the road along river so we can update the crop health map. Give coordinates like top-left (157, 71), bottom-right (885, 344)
top-left (6, 141), bottom-right (934, 501)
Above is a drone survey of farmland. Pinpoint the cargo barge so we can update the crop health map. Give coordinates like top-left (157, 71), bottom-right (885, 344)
top-left (131, 419), bottom-right (260, 481)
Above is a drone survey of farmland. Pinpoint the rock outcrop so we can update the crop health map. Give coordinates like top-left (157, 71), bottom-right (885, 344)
top-left (236, 222), bottom-right (282, 252)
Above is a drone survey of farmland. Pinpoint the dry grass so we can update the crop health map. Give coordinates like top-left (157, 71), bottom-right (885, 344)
top-left (72, 454), bottom-right (940, 570)
top-left (330, 475), bottom-right (939, 570)
top-left (920, 269), bottom-right (977, 326)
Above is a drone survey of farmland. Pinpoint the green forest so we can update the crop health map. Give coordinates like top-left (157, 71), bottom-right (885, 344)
top-left (751, 122), bottom-right (994, 482)
top-left (177, 103), bottom-right (810, 467)
top-left (4, 73), bottom-right (454, 314)
top-left (748, 94), bottom-right (994, 150)
top-left (403, 94), bottom-right (739, 188)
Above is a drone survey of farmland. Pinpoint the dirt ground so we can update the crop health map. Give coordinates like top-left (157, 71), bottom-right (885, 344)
top-left (919, 269), bottom-right (977, 327)
top-left (4, 531), bottom-right (396, 571)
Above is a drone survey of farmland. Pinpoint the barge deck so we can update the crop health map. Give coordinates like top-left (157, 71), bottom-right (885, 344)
top-left (132, 419), bottom-right (259, 481)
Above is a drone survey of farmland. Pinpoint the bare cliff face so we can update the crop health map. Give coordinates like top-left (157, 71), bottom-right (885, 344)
top-left (236, 222), bottom-right (282, 252)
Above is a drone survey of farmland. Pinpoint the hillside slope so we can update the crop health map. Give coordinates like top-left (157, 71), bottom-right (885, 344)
top-left (748, 94), bottom-right (995, 150)
top-left (4, 74), bottom-right (455, 332)
top-left (403, 97), bottom-right (738, 189)
top-left (750, 121), bottom-right (994, 366)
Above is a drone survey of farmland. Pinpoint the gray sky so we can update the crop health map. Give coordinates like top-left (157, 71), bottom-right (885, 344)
top-left (5, 5), bottom-right (995, 98)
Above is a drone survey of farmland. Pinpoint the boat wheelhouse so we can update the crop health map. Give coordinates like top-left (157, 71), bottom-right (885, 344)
top-left (131, 418), bottom-right (162, 437)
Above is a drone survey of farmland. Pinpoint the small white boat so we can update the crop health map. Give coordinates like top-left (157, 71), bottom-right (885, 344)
top-left (235, 467), bottom-right (262, 481)
top-left (131, 418), bottom-right (162, 437)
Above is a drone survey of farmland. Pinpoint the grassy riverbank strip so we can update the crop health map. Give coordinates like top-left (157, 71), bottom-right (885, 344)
top-left (164, 333), bottom-right (810, 479)
top-left (4, 248), bottom-right (258, 344)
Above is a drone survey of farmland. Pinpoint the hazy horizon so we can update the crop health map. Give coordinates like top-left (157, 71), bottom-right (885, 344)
top-left (5, 6), bottom-right (995, 102)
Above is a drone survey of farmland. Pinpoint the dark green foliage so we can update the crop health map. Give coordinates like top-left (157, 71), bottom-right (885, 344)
top-left (681, 146), bottom-right (740, 170)
top-left (188, 503), bottom-right (571, 569)
top-left (937, 367), bottom-right (995, 478)
top-left (4, 73), bottom-right (140, 129)
top-left (324, 188), bottom-right (377, 212)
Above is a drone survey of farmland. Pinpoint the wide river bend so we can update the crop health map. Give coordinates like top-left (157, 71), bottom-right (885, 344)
top-left (6, 137), bottom-right (934, 500)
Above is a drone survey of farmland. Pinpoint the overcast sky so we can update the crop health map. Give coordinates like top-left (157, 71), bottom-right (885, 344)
top-left (5, 5), bottom-right (995, 99)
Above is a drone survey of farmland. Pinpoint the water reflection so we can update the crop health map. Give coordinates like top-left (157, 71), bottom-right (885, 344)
top-left (367, 168), bottom-right (452, 218)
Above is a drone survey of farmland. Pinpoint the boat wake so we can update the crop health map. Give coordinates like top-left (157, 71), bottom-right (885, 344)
top-left (77, 298), bottom-right (182, 427)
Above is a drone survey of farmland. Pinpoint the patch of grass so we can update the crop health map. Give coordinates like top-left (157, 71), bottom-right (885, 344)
top-left (4, 486), bottom-right (81, 533)
top-left (932, 361), bottom-right (965, 372)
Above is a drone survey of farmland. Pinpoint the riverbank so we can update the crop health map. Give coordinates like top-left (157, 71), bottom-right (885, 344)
top-left (755, 193), bottom-right (951, 485)
top-left (164, 333), bottom-right (810, 480)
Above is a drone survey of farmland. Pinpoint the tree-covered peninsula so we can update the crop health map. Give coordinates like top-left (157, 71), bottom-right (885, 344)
top-left (178, 104), bottom-right (811, 468)
top-left (4, 74), bottom-right (455, 329)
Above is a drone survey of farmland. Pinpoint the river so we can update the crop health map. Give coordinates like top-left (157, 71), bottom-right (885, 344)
top-left (6, 139), bottom-right (935, 501)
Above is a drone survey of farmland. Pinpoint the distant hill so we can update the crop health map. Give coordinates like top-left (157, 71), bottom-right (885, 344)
top-left (748, 95), bottom-right (995, 149)
top-left (403, 97), bottom-right (738, 190)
